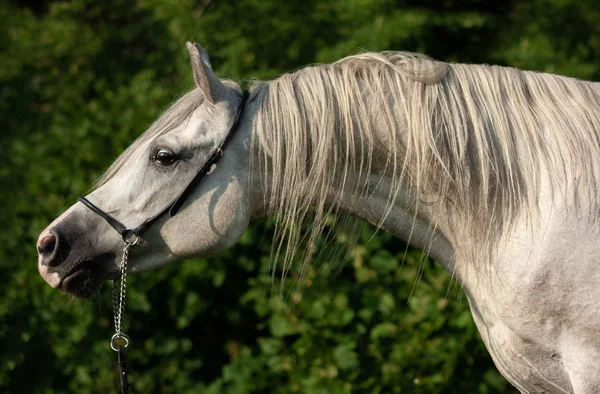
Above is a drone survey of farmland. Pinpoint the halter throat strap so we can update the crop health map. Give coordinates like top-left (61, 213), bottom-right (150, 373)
top-left (78, 90), bottom-right (249, 242)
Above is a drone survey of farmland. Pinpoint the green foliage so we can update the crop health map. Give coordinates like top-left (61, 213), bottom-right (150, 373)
top-left (1, 0), bottom-right (598, 392)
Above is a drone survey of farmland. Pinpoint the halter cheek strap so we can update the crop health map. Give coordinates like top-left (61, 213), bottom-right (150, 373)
top-left (77, 90), bottom-right (249, 242)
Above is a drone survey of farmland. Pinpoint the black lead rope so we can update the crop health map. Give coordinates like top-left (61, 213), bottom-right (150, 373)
top-left (77, 91), bottom-right (248, 394)
top-left (118, 348), bottom-right (129, 394)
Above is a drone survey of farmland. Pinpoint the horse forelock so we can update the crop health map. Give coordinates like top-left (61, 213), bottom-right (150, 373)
top-left (251, 51), bottom-right (600, 272)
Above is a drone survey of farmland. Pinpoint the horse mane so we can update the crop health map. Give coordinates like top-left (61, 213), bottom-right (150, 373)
top-left (250, 51), bottom-right (600, 271)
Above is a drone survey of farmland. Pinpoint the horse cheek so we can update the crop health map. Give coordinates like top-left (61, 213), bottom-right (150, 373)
top-left (162, 182), bottom-right (250, 258)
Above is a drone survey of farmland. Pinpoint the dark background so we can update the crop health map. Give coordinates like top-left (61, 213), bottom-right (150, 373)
top-left (1, 0), bottom-right (598, 392)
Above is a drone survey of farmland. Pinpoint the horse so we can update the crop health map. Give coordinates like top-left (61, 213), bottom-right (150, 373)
top-left (37, 42), bottom-right (600, 393)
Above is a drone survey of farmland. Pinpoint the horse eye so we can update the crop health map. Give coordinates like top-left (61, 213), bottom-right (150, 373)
top-left (154, 149), bottom-right (177, 166)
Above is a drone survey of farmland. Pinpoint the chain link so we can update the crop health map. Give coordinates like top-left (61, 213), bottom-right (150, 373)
top-left (111, 240), bottom-right (131, 351)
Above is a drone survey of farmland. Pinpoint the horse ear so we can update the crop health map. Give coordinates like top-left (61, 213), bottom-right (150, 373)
top-left (185, 42), bottom-right (226, 104)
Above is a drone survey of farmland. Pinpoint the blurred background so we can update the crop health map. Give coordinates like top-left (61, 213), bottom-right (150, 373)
top-left (1, 0), bottom-right (598, 393)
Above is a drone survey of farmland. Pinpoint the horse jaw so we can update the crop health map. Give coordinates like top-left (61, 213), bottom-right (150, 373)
top-left (155, 176), bottom-right (250, 260)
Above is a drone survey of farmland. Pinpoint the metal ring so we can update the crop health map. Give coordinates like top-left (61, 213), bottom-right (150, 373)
top-left (110, 333), bottom-right (130, 351)
top-left (122, 230), bottom-right (139, 246)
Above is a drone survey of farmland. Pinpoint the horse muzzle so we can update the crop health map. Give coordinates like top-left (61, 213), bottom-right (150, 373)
top-left (37, 206), bottom-right (119, 298)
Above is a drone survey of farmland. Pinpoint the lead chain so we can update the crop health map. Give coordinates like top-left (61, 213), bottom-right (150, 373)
top-left (111, 240), bottom-right (131, 351)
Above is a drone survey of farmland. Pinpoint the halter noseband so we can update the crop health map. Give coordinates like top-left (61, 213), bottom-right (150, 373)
top-left (78, 90), bottom-right (249, 242)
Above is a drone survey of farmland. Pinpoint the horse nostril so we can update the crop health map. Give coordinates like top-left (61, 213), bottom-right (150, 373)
top-left (38, 233), bottom-right (56, 254)
top-left (38, 232), bottom-right (59, 266)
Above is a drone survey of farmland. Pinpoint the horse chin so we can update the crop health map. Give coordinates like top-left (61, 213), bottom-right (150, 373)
top-left (59, 254), bottom-right (116, 299)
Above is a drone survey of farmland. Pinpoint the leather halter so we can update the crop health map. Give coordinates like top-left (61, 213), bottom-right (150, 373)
top-left (78, 90), bottom-right (249, 243)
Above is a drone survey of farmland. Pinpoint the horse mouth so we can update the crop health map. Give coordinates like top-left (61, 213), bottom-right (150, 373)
top-left (59, 254), bottom-right (116, 298)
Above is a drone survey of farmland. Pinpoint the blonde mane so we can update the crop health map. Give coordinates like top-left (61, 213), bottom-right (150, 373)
top-left (250, 51), bottom-right (600, 271)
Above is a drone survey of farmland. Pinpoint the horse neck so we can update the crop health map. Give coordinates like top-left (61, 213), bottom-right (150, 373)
top-left (246, 81), bottom-right (458, 277)
top-left (249, 61), bottom-right (600, 294)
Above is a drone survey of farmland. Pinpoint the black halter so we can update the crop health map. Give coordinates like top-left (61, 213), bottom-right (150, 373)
top-left (78, 90), bottom-right (249, 243)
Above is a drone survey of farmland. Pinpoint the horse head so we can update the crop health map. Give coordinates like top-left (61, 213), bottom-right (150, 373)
top-left (37, 43), bottom-right (256, 297)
